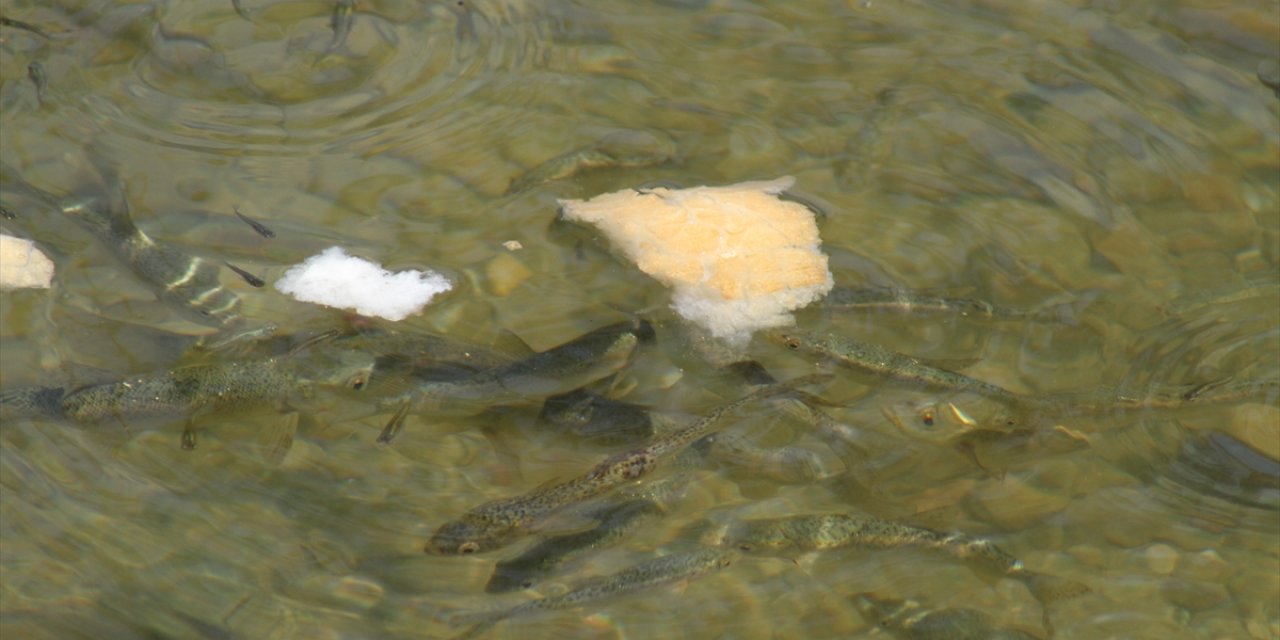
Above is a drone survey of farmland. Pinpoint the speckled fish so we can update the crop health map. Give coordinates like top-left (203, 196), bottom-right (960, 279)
top-left (376, 320), bottom-right (653, 442)
top-left (768, 328), bottom-right (1027, 406)
top-left (452, 547), bottom-right (740, 640)
top-left (720, 513), bottom-right (1088, 605)
top-left (506, 130), bottom-right (675, 195)
top-left (485, 497), bottom-right (666, 594)
top-left (852, 593), bottom-right (1042, 640)
top-left (424, 373), bottom-right (828, 556)
top-left (4, 340), bottom-right (374, 448)
top-left (824, 287), bottom-right (1040, 320)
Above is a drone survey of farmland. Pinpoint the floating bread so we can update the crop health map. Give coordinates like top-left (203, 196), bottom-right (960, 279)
top-left (560, 176), bottom-right (833, 343)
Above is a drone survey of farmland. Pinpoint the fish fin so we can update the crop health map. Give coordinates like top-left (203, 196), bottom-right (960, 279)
top-left (1017, 570), bottom-right (1091, 605)
top-left (492, 329), bottom-right (536, 358)
top-left (255, 410), bottom-right (299, 467)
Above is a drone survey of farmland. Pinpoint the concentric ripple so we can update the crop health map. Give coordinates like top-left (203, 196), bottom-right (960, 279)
top-left (50, 0), bottom-right (556, 157)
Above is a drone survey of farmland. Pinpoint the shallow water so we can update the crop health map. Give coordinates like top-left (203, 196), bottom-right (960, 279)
top-left (1, 1), bottom-right (1277, 638)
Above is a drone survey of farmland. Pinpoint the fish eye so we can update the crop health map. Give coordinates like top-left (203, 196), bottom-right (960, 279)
top-left (521, 580), bottom-right (534, 589)
top-left (738, 543), bottom-right (753, 552)
top-left (458, 541), bottom-right (480, 554)
top-left (351, 378), bottom-right (366, 391)
top-left (785, 339), bottom-right (800, 350)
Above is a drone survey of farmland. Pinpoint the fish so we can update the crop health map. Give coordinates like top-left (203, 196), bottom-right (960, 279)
top-left (5, 339), bottom-right (375, 448)
top-left (316, 0), bottom-right (356, 64)
top-left (58, 345), bottom-right (372, 422)
top-left (823, 287), bottom-right (1039, 320)
top-left (424, 373), bottom-right (828, 556)
top-left (27, 61), bottom-right (47, 106)
top-left (451, 547), bottom-right (740, 640)
top-left (702, 430), bottom-right (827, 484)
top-left (485, 497), bottom-right (667, 594)
top-left (0, 16), bottom-right (50, 38)
top-left (719, 513), bottom-right (1089, 606)
top-left (232, 206), bottom-right (274, 238)
top-left (377, 320), bottom-right (653, 443)
top-left (851, 593), bottom-right (1042, 640)
top-left (0, 205), bottom-right (15, 220)
top-left (58, 189), bottom-right (244, 328)
top-left (231, 0), bottom-right (250, 20)
top-left (507, 130), bottom-right (675, 195)
top-left (767, 328), bottom-right (1028, 407)
top-left (538, 387), bottom-right (655, 445)
top-left (224, 262), bottom-right (265, 288)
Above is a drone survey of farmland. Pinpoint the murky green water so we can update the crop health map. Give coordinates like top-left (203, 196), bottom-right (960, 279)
top-left (1, 1), bottom-right (1277, 638)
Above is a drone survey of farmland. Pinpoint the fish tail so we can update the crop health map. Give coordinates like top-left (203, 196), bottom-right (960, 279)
top-left (0, 386), bottom-right (66, 419)
top-left (1017, 569), bottom-right (1090, 605)
top-left (445, 609), bottom-right (503, 640)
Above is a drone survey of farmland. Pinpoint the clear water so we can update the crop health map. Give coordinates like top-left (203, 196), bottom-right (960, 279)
top-left (1, 1), bottom-right (1277, 638)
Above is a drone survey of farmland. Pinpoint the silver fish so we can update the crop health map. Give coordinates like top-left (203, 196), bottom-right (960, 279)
top-left (452, 547), bottom-right (740, 640)
top-left (424, 374), bottom-right (828, 556)
top-left (852, 593), bottom-right (1042, 640)
top-left (377, 320), bottom-right (653, 443)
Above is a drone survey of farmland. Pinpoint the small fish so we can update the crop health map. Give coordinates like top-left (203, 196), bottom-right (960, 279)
top-left (721, 513), bottom-right (1088, 606)
top-left (506, 130), bottom-right (675, 195)
top-left (377, 320), bottom-right (653, 443)
top-left (485, 497), bottom-right (666, 594)
top-left (852, 593), bottom-right (1042, 640)
top-left (224, 262), bottom-right (265, 288)
top-left (0, 205), bottom-right (15, 220)
top-left (824, 287), bottom-right (1036, 319)
top-left (768, 328), bottom-right (1028, 407)
top-left (231, 0), bottom-right (250, 20)
top-left (316, 0), bottom-right (356, 63)
top-left (27, 62), bottom-right (47, 106)
top-left (0, 16), bottom-right (50, 38)
top-left (424, 373), bottom-right (827, 556)
top-left (452, 547), bottom-right (740, 640)
top-left (233, 206), bottom-right (274, 238)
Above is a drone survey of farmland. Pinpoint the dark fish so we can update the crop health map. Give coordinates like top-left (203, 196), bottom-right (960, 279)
top-left (377, 320), bottom-right (653, 443)
top-left (424, 374), bottom-right (827, 556)
top-left (0, 16), bottom-right (50, 38)
top-left (0, 205), bottom-right (15, 220)
top-left (233, 206), bottom-right (274, 238)
top-left (485, 497), bottom-right (666, 594)
top-left (852, 593), bottom-right (1042, 640)
top-left (231, 0), bottom-right (250, 20)
top-left (27, 62), bottom-right (47, 106)
top-left (506, 130), bottom-right (675, 195)
top-left (224, 262), bottom-right (265, 288)
top-left (451, 547), bottom-right (740, 640)
top-left (316, 0), bottom-right (355, 63)
top-left (539, 387), bottom-right (655, 445)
